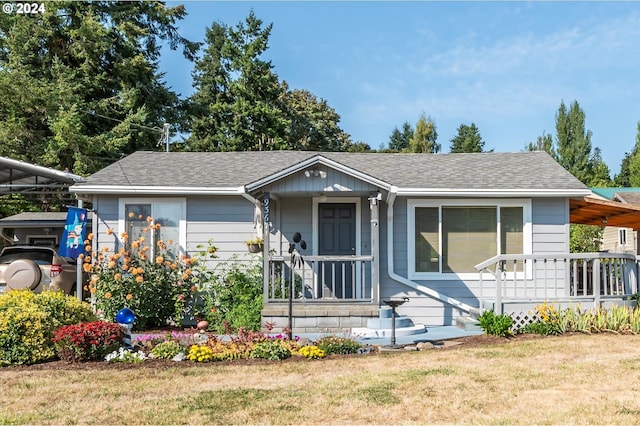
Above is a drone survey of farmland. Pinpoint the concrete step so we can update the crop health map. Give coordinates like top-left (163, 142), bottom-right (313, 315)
top-left (351, 324), bottom-right (427, 338)
top-left (366, 315), bottom-right (415, 329)
top-left (455, 316), bottom-right (482, 332)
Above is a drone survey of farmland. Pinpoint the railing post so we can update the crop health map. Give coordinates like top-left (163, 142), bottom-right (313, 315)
top-left (495, 261), bottom-right (503, 315)
top-left (593, 258), bottom-right (601, 308)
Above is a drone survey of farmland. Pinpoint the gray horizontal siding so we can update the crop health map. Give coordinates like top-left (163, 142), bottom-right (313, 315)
top-left (265, 166), bottom-right (377, 194)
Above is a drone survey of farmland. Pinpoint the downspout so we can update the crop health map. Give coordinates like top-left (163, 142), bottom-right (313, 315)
top-left (241, 190), bottom-right (270, 304)
top-left (385, 187), bottom-right (478, 314)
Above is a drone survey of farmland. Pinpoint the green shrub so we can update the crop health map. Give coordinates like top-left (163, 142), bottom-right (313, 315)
top-left (316, 336), bottom-right (362, 355)
top-left (151, 340), bottom-right (185, 360)
top-left (250, 340), bottom-right (291, 361)
top-left (478, 310), bottom-right (514, 337)
top-left (201, 257), bottom-right (263, 333)
top-left (0, 290), bottom-right (96, 365)
top-left (52, 321), bottom-right (124, 362)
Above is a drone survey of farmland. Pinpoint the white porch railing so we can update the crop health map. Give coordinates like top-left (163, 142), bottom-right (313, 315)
top-left (267, 255), bottom-right (373, 302)
top-left (475, 253), bottom-right (639, 314)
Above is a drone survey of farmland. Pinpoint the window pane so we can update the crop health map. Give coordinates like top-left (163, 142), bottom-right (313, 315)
top-left (154, 202), bottom-right (181, 248)
top-left (125, 204), bottom-right (151, 248)
top-left (415, 207), bottom-right (439, 272)
top-left (443, 207), bottom-right (496, 273)
top-left (501, 207), bottom-right (523, 254)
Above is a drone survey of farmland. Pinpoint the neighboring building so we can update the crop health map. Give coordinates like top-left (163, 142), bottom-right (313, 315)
top-left (591, 188), bottom-right (640, 255)
top-left (70, 151), bottom-right (636, 333)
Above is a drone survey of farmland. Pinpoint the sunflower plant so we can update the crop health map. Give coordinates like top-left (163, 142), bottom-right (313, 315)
top-left (86, 215), bottom-right (216, 330)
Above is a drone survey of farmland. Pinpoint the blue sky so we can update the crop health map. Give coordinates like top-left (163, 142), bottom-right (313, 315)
top-left (161, 1), bottom-right (640, 177)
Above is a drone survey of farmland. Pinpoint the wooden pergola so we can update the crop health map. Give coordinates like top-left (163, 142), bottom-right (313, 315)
top-left (570, 196), bottom-right (640, 230)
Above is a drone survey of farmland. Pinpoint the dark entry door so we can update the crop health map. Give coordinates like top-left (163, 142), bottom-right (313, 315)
top-left (318, 203), bottom-right (356, 298)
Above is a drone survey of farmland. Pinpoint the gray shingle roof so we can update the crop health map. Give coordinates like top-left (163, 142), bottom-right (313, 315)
top-left (72, 150), bottom-right (587, 191)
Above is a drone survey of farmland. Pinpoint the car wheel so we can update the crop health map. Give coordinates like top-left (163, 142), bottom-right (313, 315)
top-left (5, 259), bottom-right (42, 291)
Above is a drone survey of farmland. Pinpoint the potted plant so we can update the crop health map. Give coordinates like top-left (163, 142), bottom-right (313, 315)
top-left (246, 237), bottom-right (264, 253)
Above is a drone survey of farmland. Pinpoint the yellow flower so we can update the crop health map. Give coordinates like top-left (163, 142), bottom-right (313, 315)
top-left (104, 292), bottom-right (112, 299)
top-left (136, 275), bottom-right (144, 283)
top-left (126, 293), bottom-right (133, 300)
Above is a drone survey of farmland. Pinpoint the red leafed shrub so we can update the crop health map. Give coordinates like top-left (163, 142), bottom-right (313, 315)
top-left (52, 321), bottom-right (124, 362)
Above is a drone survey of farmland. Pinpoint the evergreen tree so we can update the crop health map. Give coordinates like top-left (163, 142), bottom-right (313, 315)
top-left (588, 147), bottom-right (611, 187)
top-left (449, 123), bottom-right (485, 153)
top-left (0, 1), bottom-right (198, 175)
top-left (388, 122), bottom-right (413, 152)
top-left (625, 122), bottom-right (640, 186)
top-left (187, 11), bottom-right (287, 151)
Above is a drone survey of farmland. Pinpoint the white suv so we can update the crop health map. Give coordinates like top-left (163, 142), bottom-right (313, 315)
top-left (0, 246), bottom-right (86, 296)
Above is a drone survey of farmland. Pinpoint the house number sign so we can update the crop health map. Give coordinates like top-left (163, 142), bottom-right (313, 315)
top-left (263, 192), bottom-right (270, 223)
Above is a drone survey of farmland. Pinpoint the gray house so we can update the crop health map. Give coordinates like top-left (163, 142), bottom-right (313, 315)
top-left (70, 150), bottom-right (638, 333)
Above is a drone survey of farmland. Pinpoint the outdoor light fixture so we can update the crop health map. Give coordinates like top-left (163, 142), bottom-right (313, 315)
top-left (304, 169), bottom-right (327, 178)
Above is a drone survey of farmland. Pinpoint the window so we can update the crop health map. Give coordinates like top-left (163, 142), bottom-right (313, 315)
top-left (619, 228), bottom-right (627, 245)
top-left (119, 199), bottom-right (185, 256)
top-left (409, 200), bottom-right (528, 277)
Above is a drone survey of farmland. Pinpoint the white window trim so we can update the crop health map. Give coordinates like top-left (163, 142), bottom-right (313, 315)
top-left (118, 198), bottom-right (187, 254)
top-left (407, 199), bottom-right (532, 280)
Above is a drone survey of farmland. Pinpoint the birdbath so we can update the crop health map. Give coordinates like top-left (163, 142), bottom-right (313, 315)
top-left (382, 298), bottom-right (409, 347)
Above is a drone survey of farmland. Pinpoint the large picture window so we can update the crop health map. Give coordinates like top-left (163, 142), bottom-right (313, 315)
top-left (119, 199), bottom-right (186, 256)
top-left (409, 200), bottom-right (528, 277)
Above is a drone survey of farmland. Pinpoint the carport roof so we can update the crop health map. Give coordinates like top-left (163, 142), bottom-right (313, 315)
top-left (0, 156), bottom-right (85, 196)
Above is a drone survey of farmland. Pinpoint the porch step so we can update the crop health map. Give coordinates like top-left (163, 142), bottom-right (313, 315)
top-left (455, 316), bottom-right (482, 332)
top-left (351, 324), bottom-right (428, 338)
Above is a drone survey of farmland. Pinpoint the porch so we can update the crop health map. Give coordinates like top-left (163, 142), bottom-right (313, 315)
top-left (261, 254), bottom-right (378, 333)
top-left (475, 252), bottom-right (639, 328)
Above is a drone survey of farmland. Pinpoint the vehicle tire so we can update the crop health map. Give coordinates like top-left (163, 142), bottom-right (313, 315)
top-left (5, 259), bottom-right (42, 291)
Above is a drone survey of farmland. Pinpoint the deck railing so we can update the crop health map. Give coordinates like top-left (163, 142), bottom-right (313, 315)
top-left (267, 255), bottom-right (373, 302)
top-left (475, 253), bottom-right (639, 314)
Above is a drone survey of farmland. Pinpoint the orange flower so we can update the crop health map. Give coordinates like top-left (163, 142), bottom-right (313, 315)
top-left (104, 292), bottom-right (112, 299)
top-left (120, 231), bottom-right (128, 240)
top-left (136, 275), bottom-right (144, 283)
top-left (121, 264), bottom-right (129, 271)
top-left (114, 273), bottom-right (121, 281)
top-left (108, 261), bottom-right (116, 269)
top-left (106, 228), bottom-right (114, 235)
top-left (102, 246), bottom-right (109, 252)
top-left (82, 263), bottom-right (92, 273)
top-left (126, 293), bottom-right (133, 300)
top-left (85, 245), bottom-right (92, 252)
top-left (140, 254), bottom-right (148, 261)
top-left (128, 212), bottom-right (134, 218)
top-left (155, 223), bottom-right (161, 229)
top-left (89, 286), bottom-right (96, 294)
top-left (190, 285), bottom-right (197, 292)
top-left (136, 267), bottom-right (144, 275)
top-left (167, 239), bottom-right (174, 245)
top-left (87, 233), bottom-right (94, 241)
top-left (138, 214), bottom-right (143, 219)
top-left (157, 240), bottom-right (166, 249)
top-left (130, 268), bottom-right (138, 275)
top-left (155, 256), bottom-right (164, 265)
top-left (131, 241), bottom-right (140, 250)
top-left (139, 236), bottom-right (146, 242)
top-left (146, 216), bottom-right (153, 222)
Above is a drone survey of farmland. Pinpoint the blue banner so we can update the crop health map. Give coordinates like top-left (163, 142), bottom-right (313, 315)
top-left (59, 207), bottom-right (88, 258)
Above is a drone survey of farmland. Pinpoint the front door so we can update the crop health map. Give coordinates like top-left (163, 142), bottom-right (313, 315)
top-left (318, 203), bottom-right (356, 298)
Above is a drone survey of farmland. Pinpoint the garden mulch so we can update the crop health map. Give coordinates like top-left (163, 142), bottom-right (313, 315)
top-left (6, 332), bottom-right (550, 371)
